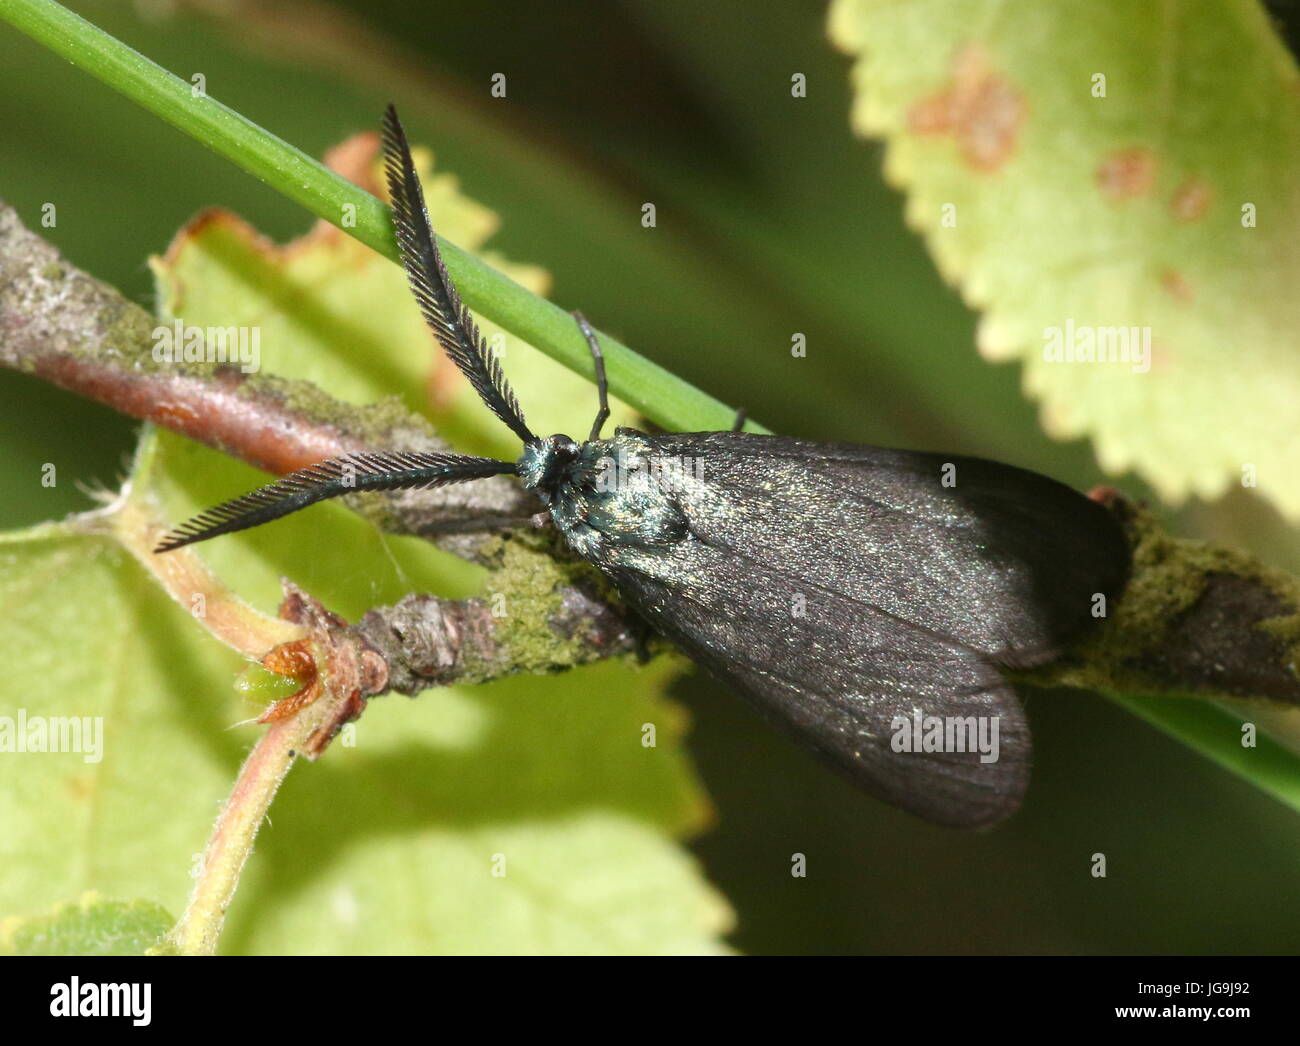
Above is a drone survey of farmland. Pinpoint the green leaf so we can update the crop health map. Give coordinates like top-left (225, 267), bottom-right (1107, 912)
top-left (0, 143), bottom-right (728, 954)
top-left (0, 505), bottom-right (728, 953)
top-left (830, 0), bottom-right (1300, 520)
top-left (1, 894), bottom-right (173, 956)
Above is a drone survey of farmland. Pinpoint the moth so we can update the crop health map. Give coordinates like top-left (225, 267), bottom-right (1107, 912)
top-left (157, 105), bottom-right (1130, 828)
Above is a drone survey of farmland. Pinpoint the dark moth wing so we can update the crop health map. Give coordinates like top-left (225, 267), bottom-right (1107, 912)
top-left (649, 432), bottom-right (1131, 665)
top-left (580, 431), bottom-right (1129, 827)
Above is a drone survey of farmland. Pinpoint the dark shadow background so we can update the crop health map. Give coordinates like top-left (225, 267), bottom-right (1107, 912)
top-left (1, 0), bottom-right (1297, 953)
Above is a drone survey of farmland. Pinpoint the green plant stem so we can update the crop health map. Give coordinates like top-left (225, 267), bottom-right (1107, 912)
top-left (0, 0), bottom-right (758, 434)
top-left (1110, 696), bottom-right (1300, 810)
top-left (167, 717), bottom-right (306, 955)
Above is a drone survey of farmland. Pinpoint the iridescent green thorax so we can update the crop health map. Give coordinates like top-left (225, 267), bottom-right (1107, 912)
top-left (516, 434), bottom-right (580, 497)
top-left (517, 430), bottom-right (690, 558)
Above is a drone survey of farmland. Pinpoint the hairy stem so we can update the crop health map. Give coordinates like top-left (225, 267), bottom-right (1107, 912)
top-left (167, 713), bottom-right (310, 955)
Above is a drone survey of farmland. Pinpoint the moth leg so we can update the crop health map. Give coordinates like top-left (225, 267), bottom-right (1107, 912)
top-left (730, 408), bottom-right (748, 432)
top-left (573, 310), bottom-right (610, 441)
top-left (625, 611), bottom-right (658, 665)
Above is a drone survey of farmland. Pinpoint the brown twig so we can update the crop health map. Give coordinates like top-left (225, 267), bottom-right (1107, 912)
top-left (267, 566), bottom-right (643, 758)
top-left (0, 201), bottom-right (531, 564)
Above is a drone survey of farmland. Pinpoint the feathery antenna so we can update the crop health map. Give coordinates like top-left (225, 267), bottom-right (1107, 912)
top-left (381, 104), bottom-right (535, 444)
top-left (154, 451), bottom-right (517, 552)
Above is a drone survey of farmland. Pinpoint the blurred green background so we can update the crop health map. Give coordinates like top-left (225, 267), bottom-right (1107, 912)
top-left (1, 0), bottom-right (1297, 953)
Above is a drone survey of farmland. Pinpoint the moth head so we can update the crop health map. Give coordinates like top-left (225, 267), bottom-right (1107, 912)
top-left (516, 434), bottom-right (581, 501)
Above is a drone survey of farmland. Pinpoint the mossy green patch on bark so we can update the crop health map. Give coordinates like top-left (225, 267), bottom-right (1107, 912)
top-left (1025, 502), bottom-right (1300, 703)
top-left (468, 530), bottom-right (623, 678)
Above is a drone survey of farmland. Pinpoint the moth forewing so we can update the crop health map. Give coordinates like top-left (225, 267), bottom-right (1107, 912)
top-left (558, 430), bottom-right (1052, 826)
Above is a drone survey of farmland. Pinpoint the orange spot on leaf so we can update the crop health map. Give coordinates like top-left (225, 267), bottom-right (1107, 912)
top-left (1160, 269), bottom-right (1194, 302)
top-left (1097, 148), bottom-right (1156, 202)
top-left (907, 46), bottom-right (1026, 172)
top-left (1170, 177), bottom-right (1212, 222)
